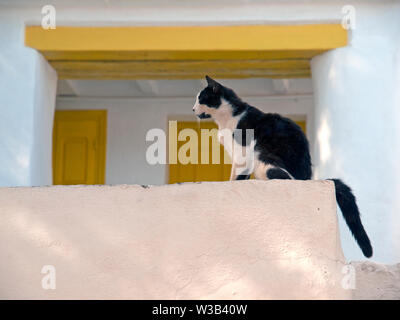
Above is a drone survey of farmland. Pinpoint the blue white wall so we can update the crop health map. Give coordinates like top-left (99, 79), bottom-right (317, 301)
top-left (311, 3), bottom-right (400, 263)
top-left (0, 9), bottom-right (57, 187)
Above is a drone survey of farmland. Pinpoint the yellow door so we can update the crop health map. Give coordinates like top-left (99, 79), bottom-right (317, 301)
top-left (169, 120), bottom-right (306, 184)
top-left (169, 121), bottom-right (231, 184)
top-left (53, 110), bottom-right (107, 185)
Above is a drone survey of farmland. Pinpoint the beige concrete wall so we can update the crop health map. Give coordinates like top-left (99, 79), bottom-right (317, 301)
top-left (352, 261), bottom-right (400, 300)
top-left (0, 180), bottom-right (353, 299)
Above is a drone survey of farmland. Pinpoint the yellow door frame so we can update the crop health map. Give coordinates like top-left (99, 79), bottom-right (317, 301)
top-left (25, 24), bottom-right (347, 79)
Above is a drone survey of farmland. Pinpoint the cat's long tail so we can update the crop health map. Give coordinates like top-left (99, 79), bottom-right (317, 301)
top-left (329, 178), bottom-right (373, 258)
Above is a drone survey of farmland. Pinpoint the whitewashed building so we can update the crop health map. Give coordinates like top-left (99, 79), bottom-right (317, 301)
top-left (0, 0), bottom-right (399, 265)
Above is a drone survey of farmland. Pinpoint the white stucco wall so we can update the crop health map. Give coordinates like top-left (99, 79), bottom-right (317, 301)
top-left (0, 0), bottom-right (392, 27)
top-left (0, 10), bottom-right (57, 187)
top-left (0, 180), bottom-right (353, 299)
top-left (311, 3), bottom-right (400, 264)
top-left (31, 55), bottom-right (57, 186)
top-left (56, 95), bottom-right (313, 186)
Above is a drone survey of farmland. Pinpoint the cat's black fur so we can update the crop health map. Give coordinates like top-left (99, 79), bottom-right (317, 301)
top-left (195, 75), bottom-right (373, 258)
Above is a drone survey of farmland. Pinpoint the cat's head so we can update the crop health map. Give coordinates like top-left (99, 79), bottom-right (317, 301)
top-left (193, 76), bottom-right (242, 119)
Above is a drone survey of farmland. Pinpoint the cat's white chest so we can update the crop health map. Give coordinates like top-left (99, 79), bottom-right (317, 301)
top-left (216, 116), bottom-right (240, 159)
top-left (217, 128), bottom-right (233, 158)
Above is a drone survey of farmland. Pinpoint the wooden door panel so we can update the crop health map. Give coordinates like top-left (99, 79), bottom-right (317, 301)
top-left (53, 110), bottom-right (107, 185)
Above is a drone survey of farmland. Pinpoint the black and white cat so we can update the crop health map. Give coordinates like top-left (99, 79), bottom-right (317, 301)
top-left (193, 75), bottom-right (373, 258)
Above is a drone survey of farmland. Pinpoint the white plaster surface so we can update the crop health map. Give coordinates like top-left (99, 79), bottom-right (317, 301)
top-left (352, 261), bottom-right (400, 300)
top-left (0, 180), bottom-right (352, 299)
top-left (311, 3), bottom-right (400, 264)
top-left (0, 11), bottom-right (57, 187)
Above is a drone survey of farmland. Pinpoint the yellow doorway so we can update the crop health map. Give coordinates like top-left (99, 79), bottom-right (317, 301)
top-left (53, 110), bottom-right (107, 185)
top-left (169, 120), bottom-right (306, 183)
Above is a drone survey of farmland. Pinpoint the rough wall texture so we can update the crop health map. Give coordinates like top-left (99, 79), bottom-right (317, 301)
top-left (352, 262), bottom-right (400, 300)
top-left (0, 180), bottom-right (362, 299)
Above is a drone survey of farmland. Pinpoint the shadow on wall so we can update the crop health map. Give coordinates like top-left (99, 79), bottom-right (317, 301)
top-left (0, 180), bottom-right (359, 299)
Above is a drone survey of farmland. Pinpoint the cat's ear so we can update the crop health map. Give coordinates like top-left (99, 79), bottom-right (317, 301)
top-left (205, 75), bottom-right (221, 94)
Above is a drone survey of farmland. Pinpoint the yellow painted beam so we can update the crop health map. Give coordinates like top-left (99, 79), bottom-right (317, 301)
top-left (26, 24), bottom-right (347, 59)
top-left (51, 59), bottom-right (309, 73)
top-left (52, 59), bottom-right (310, 79)
top-left (25, 24), bottom-right (346, 79)
top-left (40, 50), bottom-right (325, 61)
top-left (56, 70), bottom-right (311, 80)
